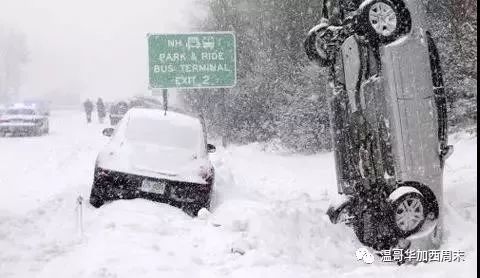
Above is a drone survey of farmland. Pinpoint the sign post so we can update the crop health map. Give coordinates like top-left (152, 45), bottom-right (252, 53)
top-left (162, 89), bottom-right (168, 115)
top-left (148, 32), bottom-right (236, 146)
top-left (148, 32), bottom-right (236, 89)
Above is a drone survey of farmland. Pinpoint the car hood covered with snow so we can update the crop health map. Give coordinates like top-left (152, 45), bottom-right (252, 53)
top-left (0, 114), bottom-right (45, 121)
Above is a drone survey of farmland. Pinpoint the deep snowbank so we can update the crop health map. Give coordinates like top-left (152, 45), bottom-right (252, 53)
top-left (0, 111), bottom-right (476, 277)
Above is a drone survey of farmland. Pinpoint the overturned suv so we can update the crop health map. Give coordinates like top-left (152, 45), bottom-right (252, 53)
top-left (89, 108), bottom-right (216, 216)
top-left (305, 0), bottom-right (453, 251)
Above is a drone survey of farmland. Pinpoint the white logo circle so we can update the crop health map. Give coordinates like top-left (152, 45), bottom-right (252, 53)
top-left (356, 247), bottom-right (369, 260)
top-left (363, 252), bottom-right (375, 264)
top-left (356, 247), bottom-right (375, 264)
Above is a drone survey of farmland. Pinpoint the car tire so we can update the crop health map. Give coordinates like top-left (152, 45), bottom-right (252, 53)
top-left (304, 23), bottom-right (335, 67)
top-left (357, 0), bottom-right (411, 44)
top-left (34, 127), bottom-right (43, 137)
top-left (89, 188), bottom-right (105, 208)
top-left (391, 192), bottom-right (426, 237)
top-left (327, 200), bottom-right (354, 225)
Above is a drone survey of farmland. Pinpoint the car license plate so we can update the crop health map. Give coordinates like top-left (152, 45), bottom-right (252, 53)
top-left (140, 180), bottom-right (166, 194)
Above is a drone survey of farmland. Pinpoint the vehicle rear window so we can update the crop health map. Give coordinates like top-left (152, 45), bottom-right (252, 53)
top-left (125, 117), bottom-right (203, 151)
top-left (6, 109), bottom-right (36, 115)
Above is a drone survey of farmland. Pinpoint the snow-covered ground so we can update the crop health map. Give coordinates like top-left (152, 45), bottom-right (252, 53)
top-left (0, 110), bottom-right (476, 278)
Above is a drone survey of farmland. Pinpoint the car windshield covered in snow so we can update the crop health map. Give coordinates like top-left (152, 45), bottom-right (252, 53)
top-left (124, 110), bottom-right (204, 152)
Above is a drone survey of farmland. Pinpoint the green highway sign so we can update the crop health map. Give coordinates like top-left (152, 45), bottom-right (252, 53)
top-left (148, 32), bottom-right (236, 89)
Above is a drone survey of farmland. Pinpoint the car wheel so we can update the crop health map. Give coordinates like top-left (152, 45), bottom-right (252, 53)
top-left (391, 192), bottom-right (426, 237)
top-left (357, 0), bottom-right (411, 44)
top-left (336, 206), bottom-right (354, 225)
top-left (89, 195), bottom-right (105, 208)
top-left (89, 188), bottom-right (105, 208)
top-left (304, 23), bottom-right (335, 67)
top-left (34, 127), bottom-right (43, 136)
top-left (327, 201), bottom-right (354, 225)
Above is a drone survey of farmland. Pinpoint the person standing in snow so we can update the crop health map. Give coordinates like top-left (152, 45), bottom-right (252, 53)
top-left (96, 98), bottom-right (106, 124)
top-left (83, 98), bottom-right (94, 123)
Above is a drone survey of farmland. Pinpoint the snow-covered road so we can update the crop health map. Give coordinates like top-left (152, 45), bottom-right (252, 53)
top-left (0, 110), bottom-right (477, 278)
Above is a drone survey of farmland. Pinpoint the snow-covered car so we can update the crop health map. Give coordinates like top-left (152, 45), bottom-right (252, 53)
top-left (305, 0), bottom-right (453, 251)
top-left (89, 108), bottom-right (216, 216)
top-left (0, 104), bottom-right (50, 136)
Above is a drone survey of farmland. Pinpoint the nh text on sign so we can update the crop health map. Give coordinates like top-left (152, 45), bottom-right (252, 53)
top-left (148, 32), bottom-right (236, 89)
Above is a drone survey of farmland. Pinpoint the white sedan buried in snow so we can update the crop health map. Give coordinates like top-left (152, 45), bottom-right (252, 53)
top-left (0, 105), bottom-right (49, 136)
top-left (89, 108), bottom-right (216, 215)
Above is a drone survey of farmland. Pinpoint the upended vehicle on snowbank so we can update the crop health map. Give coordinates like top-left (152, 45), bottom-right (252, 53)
top-left (305, 0), bottom-right (453, 251)
top-left (89, 108), bottom-right (216, 216)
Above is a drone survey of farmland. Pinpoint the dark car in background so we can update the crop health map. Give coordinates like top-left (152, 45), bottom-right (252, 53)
top-left (109, 101), bottom-right (129, 126)
top-left (109, 96), bottom-right (165, 126)
top-left (89, 108), bottom-right (216, 216)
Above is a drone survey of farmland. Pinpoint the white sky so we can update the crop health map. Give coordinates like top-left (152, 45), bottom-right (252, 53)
top-left (0, 0), bottom-right (200, 102)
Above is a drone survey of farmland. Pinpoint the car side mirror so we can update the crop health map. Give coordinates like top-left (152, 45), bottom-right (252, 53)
top-left (441, 145), bottom-right (454, 161)
top-left (102, 127), bottom-right (115, 137)
top-left (207, 143), bottom-right (216, 153)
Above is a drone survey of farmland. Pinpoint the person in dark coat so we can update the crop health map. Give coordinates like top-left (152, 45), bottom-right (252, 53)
top-left (96, 98), bottom-right (106, 124)
top-left (83, 99), bottom-right (94, 123)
